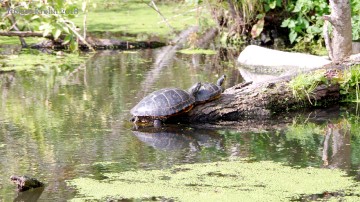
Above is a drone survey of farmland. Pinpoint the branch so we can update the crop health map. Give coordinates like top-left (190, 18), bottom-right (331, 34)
top-left (6, 11), bottom-right (28, 47)
top-left (322, 15), bottom-right (335, 26)
top-left (61, 19), bottom-right (95, 52)
top-left (323, 20), bottom-right (334, 60)
top-left (147, 0), bottom-right (175, 32)
top-left (0, 31), bottom-right (59, 38)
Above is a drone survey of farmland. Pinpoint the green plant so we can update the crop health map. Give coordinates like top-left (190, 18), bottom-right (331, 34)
top-left (289, 70), bottom-right (327, 104)
top-left (352, 0), bottom-right (360, 40)
top-left (339, 65), bottom-right (360, 102)
top-left (281, 0), bottom-right (329, 44)
top-left (1, 0), bottom-right (83, 51)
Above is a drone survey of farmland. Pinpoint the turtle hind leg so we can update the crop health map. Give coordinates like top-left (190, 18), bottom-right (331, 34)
top-left (153, 119), bottom-right (162, 128)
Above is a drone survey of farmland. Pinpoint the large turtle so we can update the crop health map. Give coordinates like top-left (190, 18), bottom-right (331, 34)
top-left (193, 75), bottom-right (226, 104)
top-left (130, 82), bottom-right (201, 127)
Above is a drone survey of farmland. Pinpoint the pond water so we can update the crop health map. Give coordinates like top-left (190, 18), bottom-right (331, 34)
top-left (0, 47), bottom-right (359, 201)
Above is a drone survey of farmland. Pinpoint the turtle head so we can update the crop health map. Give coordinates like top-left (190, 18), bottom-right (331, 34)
top-left (189, 82), bottom-right (201, 96)
top-left (217, 75), bottom-right (226, 86)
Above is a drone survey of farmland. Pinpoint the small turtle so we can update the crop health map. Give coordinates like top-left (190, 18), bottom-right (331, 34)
top-left (193, 75), bottom-right (226, 104)
top-left (130, 82), bottom-right (201, 127)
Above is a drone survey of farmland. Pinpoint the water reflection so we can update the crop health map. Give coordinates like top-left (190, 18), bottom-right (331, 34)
top-left (132, 126), bottom-right (224, 153)
top-left (132, 127), bottom-right (201, 152)
top-left (322, 120), bottom-right (351, 170)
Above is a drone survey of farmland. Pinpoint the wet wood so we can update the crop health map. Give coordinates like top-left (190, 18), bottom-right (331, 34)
top-left (0, 31), bottom-right (56, 39)
top-left (10, 175), bottom-right (44, 192)
top-left (29, 37), bottom-right (165, 50)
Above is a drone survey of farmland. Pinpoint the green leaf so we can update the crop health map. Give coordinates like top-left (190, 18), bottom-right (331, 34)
top-left (62, 35), bottom-right (72, 45)
top-left (38, 23), bottom-right (50, 31)
top-left (69, 41), bottom-right (78, 52)
top-left (281, 19), bottom-right (290, 27)
top-left (43, 28), bottom-right (51, 38)
top-left (288, 20), bottom-right (296, 28)
top-left (53, 29), bottom-right (62, 40)
top-left (289, 31), bottom-right (297, 44)
top-left (269, 1), bottom-right (277, 9)
top-left (251, 17), bottom-right (264, 38)
top-left (62, 26), bottom-right (70, 34)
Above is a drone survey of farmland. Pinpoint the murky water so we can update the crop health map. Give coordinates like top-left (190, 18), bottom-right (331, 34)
top-left (0, 47), bottom-right (359, 201)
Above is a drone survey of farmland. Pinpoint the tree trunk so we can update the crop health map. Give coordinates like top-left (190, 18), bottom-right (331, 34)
top-left (323, 0), bottom-right (353, 62)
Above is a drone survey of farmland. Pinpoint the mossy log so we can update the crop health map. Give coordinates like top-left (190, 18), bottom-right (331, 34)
top-left (185, 68), bottom-right (342, 123)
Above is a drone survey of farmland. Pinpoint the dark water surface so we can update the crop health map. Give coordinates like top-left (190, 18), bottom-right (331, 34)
top-left (0, 48), bottom-right (359, 201)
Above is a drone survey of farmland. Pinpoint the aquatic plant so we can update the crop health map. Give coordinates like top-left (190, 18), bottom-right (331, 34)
top-left (178, 48), bottom-right (216, 55)
top-left (67, 159), bottom-right (359, 201)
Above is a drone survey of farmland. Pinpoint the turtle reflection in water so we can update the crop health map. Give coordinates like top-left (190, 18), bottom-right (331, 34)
top-left (132, 127), bottom-right (224, 152)
top-left (130, 83), bottom-right (201, 127)
top-left (132, 128), bottom-right (200, 151)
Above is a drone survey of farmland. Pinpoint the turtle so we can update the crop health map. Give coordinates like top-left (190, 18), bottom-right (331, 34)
top-left (130, 82), bottom-right (201, 127)
top-left (193, 75), bottom-right (226, 104)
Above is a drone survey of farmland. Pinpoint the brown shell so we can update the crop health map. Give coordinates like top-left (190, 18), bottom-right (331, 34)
top-left (130, 88), bottom-right (195, 118)
top-left (195, 82), bottom-right (222, 103)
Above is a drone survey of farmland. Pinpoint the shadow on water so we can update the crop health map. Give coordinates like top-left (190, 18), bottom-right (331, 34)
top-left (0, 46), bottom-right (360, 201)
top-left (13, 187), bottom-right (44, 202)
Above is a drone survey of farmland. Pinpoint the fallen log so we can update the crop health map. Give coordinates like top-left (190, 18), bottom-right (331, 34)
top-left (0, 31), bottom-right (166, 50)
top-left (30, 37), bottom-right (166, 51)
top-left (181, 44), bottom-right (360, 123)
top-left (177, 64), bottom-right (344, 124)
top-left (0, 31), bottom-right (59, 39)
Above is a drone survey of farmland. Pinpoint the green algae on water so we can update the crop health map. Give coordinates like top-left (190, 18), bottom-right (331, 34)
top-left (67, 160), bottom-right (359, 201)
top-left (0, 51), bottom-right (87, 72)
top-left (178, 48), bottom-right (217, 55)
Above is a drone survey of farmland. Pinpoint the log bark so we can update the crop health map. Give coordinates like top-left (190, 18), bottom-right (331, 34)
top-left (186, 68), bottom-right (341, 123)
top-left (0, 31), bottom-right (166, 50)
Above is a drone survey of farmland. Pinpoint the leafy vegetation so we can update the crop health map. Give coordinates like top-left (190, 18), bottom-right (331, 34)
top-left (207, 0), bottom-right (360, 46)
top-left (289, 65), bottom-right (360, 103)
top-left (281, 0), bottom-right (329, 44)
top-left (281, 0), bottom-right (360, 43)
top-left (1, 0), bottom-right (81, 51)
top-left (339, 65), bottom-right (360, 102)
top-left (288, 70), bottom-right (327, 104)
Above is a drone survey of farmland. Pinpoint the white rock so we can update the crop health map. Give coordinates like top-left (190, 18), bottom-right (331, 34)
top-left (238, 45), bottom-right (331, 70)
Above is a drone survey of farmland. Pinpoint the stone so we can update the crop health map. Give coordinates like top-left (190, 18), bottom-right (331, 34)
top-left (237, 45), bottom-right (331, 71)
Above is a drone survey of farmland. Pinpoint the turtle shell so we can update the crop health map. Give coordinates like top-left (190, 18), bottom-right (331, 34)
top-left (130, 88), bottom-right (195, 118)
top-left (195, 83), bottom-right (222, 103)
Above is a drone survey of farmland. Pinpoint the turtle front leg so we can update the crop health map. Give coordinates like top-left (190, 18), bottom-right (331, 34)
top-left (153, 119), bottom-right (162, 128)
